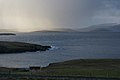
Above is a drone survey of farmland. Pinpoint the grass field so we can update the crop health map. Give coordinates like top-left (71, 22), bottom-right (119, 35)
top-left (0, 59), bottom-right (120, 79)
top-left (38, 59), bottom-right (120, 78)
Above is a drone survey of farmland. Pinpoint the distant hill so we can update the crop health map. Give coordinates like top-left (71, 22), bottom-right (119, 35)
top-left (32, 28), bottom-right (77, 33)
top-left (0, 33), bottom-right (16, 35)
top-left (30, 23), bottom-right (120, 33)
top-left (78, 23), bottom-right (120, 32)
top-left (90, 28), bottom-right (111, 32)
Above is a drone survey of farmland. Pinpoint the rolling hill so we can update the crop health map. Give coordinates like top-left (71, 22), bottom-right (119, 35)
top-left (78, 23), bottom-right (120, 32)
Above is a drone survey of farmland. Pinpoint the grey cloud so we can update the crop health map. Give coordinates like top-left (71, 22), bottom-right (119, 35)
top-left (0, 0), bottom-right (120, 31)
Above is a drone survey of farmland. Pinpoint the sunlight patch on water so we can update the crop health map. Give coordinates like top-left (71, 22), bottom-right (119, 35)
top-left (49, 46), bottom-right (59, 50)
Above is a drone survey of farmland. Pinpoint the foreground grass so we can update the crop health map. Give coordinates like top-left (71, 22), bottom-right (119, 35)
top-left (38, 59), bottom-right (120, 78)
top-left (0, 59), bottom-right (120, 79)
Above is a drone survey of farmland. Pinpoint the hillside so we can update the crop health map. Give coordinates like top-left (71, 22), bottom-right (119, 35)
top-left (78, 23), bottom-right (120, 32)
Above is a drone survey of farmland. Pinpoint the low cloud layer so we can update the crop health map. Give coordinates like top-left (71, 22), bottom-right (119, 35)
top-left (0, 0), bottom-right (120, 32)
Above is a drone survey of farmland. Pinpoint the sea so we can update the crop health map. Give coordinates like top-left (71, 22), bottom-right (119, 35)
top-left (0, 32), bottom-right (120, 68)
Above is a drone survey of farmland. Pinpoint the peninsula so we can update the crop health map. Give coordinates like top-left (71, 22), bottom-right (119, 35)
top-left (0, 41), bottom-right (51, 53)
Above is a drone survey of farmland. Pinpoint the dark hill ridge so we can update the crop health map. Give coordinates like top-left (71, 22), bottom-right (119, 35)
top-left (30, 23), bottom-right (120, 33)
top-left (0, 41), bottom-right (51, 53)
top-left (90, 28), bottom-right (112, 32)
top-left (78, 23), bottom-right (120, 32)
top-left (0, 33), bottom-right (16, 35)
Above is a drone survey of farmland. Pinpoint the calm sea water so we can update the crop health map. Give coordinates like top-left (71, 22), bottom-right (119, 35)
top-left (0, 32), bottom-right (120, 68)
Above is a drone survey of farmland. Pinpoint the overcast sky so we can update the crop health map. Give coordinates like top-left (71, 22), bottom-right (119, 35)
top-left (0, 0), bottom-right (120, 32)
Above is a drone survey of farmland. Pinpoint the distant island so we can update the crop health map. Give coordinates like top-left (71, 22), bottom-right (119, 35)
top-left (0, 33), bottom-right (16, 35)
top-left (0, 41), bottom-right (51, 53)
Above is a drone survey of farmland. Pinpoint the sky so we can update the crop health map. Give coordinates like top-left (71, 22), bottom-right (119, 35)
top-left (0, 0), bottom-right (120, 32)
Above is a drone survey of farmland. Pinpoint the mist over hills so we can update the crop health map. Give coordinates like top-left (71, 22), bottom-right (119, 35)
top-left (32, 23), bottom-right (120, 33)
top-left (0, 29), bottom-right (17, 33)
top-left (78, 23), bottom-right (120, 32)
top-left (1, 23), bottom-right (120, 33)
top-left (32, 28), bottom-right (77, 33)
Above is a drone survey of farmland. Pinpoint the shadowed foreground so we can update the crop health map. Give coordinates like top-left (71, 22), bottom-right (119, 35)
top-left (0, 59), bottom-right (120, 80)
top-left (42, 59), bottom-right (120, 78)
top-left (0, 41), bottom-right (51, 53)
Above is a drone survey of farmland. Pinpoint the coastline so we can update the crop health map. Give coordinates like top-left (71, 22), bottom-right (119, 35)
top-left (0, 41), bottom-right (51, 53)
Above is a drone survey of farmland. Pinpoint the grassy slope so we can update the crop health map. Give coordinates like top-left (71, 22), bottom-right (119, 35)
top-left (0, 59), bottom-right (120, 79)
top-left (39, 59), bottom-right (120, 78)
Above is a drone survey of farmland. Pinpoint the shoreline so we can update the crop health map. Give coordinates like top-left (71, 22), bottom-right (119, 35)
top-left (1, 58), bottom-right (120, 68)
top-left (0, 41), bottom-right (51, 54)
